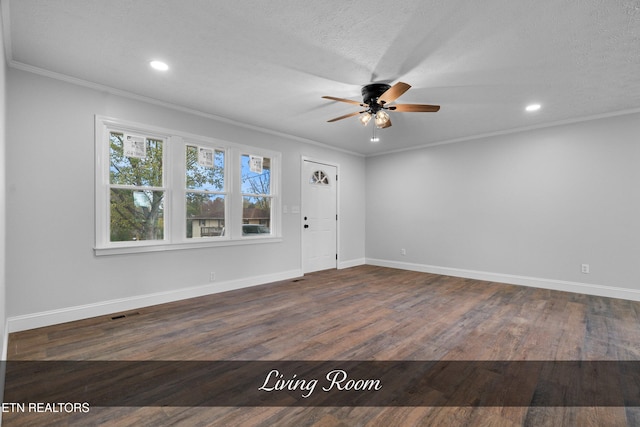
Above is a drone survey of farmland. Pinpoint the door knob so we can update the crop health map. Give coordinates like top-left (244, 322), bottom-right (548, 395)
top-left (304, 224), bottom-right (309, 229)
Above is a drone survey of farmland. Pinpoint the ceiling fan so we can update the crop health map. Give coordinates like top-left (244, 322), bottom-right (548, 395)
top-left (322, 82), bottom-right (440, 129)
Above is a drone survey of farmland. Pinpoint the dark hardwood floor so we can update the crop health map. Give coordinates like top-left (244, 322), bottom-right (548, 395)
top-left (4, 265), bottom-right (640, 426)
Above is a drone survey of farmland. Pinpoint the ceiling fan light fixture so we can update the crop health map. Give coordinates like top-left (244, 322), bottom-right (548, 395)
top-left (359, 112), bottom-right (372, 126)
top-left (374, 110), bottom-right (390, 128)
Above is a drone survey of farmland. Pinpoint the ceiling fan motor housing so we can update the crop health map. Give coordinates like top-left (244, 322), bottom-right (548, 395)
top-left (362, 83), bottom-right (391, 112)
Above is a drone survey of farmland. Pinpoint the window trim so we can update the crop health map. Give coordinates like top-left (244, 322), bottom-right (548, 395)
top-left (95, 116), bottom-right (282, 256)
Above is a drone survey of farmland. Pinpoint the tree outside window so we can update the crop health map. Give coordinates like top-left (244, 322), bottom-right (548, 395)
top-left (109, 132), bottom-right (164, 242)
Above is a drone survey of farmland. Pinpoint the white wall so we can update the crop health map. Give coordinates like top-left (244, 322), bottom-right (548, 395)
top-left (366, 112), bottom-right (640, 298)
top-left (5, 69), bottom-right (365, 330)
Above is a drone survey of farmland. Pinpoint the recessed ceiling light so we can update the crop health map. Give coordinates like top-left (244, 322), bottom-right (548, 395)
top-left (525, 103), bottom-right (541, 112)
top-left (150, 60), bottom-right (169, 71)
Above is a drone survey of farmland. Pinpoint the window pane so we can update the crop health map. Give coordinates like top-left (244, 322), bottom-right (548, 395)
top-left (110, 133), bottom-right (163, 187)
top-left (186, 194), bottom-right (225, 238)
top-left (243, 196), bottom-right (271, 235)
top-left (110, 189), bottom-right (164, 241)
top-left (241, 155), bottom-right (270, 195)
top-left (186, 145), bottom-right (224, 191)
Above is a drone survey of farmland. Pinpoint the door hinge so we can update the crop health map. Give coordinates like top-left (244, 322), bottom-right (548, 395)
top-left (336, 254), bottom-right (338, 260)
top-left (336, 175), bottom-right (338, 181)
top-left (336, 214), bottom-right (338, 221)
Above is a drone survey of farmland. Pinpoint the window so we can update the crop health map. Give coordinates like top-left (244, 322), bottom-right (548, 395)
top-left (95, 117), bottom-right (280, 254)
top-left (241, 155), bottom-right (272, 236)
top-left (310, 170), bottom-right (330, 185)
top-left (109, 132), bottom-right (165, 242)
top-left (186, 145), bottom-right (226, 239)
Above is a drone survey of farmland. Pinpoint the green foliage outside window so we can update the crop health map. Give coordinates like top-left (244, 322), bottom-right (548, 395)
top-left (109, 133), bottom-right (164, 241)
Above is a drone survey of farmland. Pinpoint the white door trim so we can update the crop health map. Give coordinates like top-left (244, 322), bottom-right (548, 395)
top-left (301, 156), bottom-right (340, 273)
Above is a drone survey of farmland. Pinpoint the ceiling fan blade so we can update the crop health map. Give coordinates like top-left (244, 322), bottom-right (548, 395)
top-left (390, 104), bottom-right (440, 112)
top-left (327, 111), bottom-right (366, 122)
top-left (378, 82), bottom-right (411, 105)
top-left (322, 96), bottom-right (366, 106)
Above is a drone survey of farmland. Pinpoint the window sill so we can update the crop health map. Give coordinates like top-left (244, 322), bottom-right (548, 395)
top-left (94, 236), bottom-right (283, 256)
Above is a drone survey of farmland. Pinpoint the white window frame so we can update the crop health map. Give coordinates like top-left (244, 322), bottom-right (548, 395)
top-left (182, 141), bottom-right (229, 243)
top-left (95, 116), bottom-right (281, 255)
top-left (239, 153), bottom-right (276, 239)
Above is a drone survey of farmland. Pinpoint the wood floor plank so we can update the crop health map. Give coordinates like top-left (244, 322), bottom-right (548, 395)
top-left (4, 265), bottom-right (640, 426)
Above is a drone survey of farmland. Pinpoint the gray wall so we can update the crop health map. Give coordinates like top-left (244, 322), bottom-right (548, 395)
top-left (6, 65), bottom-right (640, 330)
top-left (1, 3), bottom-right (7, 354)
top-left (366, 112), bottom-right (640, 294)
top-left (5, 69), bottom-right (365, 327)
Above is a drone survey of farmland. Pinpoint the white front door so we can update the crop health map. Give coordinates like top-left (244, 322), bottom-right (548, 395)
top-left (302, 160), bottom-right (337, 273)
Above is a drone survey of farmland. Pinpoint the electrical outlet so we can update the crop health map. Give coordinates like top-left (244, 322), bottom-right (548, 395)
top-left (581, 264), bottom-right (590, 274)
top-left (210, 272), bottom-right (216, 282)
top-left (400, 248), bottom-right (406, 256)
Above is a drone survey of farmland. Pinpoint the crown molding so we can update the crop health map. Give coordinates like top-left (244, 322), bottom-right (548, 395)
top-left (368, 107), bottom-right (640, 157)
top-left (7, 59), bottom-right (365, 158)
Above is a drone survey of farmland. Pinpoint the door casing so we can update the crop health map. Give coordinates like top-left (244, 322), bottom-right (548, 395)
top-left (301, 157), bottom-right (339, 273)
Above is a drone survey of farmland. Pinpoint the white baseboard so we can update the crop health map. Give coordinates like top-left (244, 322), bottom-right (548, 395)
top-left (1, 320), bottom-right (7, 360)
top-left (366, 258), bottom-right (640, 302)
top-left (339, 258), bottom-right (366, 269)
top-left (10, 260), bottom-right (639, 333)
top-left (7, 269), bottom-right (303, 333)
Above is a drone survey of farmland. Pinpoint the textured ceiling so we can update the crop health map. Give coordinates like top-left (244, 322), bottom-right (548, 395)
top-left (4, 0), bottom-right (640, 155)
